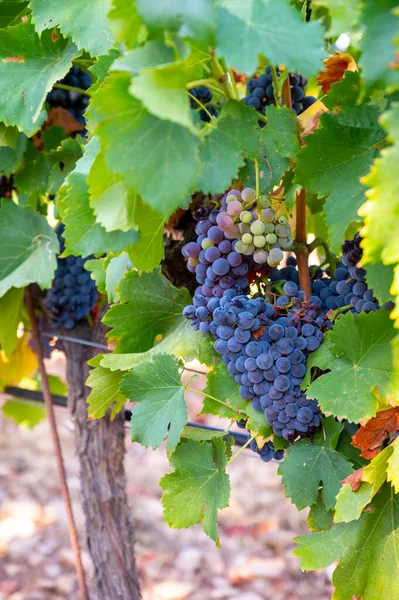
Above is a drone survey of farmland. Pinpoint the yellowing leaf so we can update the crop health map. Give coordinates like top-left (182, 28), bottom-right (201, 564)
top-left (0, 337), bottom-right (38, 389)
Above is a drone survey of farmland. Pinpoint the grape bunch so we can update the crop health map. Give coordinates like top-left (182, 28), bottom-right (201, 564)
top-left (220, 187), bottom-right (292, 266)
top-left (44, 227), bottom-right (98, 329)
top-left (249, 439), bottom-right (284, 462)
top-left (46, 66), bottom-right (92, 125)
top-left (244, 65), bottom-right (317, 118)
top-left (188, 85), bottom-right (218, 123)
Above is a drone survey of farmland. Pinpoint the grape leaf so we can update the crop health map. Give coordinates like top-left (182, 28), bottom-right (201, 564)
top-left (0, 132), bottom-right (27, 176)
top-left (0, 23), bottom-right (78, 136)
top-left (136, 0), bottom-right (215, 45)
top-left (120, 353), bottom-right (187, 450)
top-left (47, 137), bottom-right (84, 194)
top-left (29, 0), bottom-right (114, 56)
top-left (103, 268), bottom-right (191, 353)
top-left (0, 123), bottom-right (19, 148)
top-left (0, 201), bottom-right (59, 296)
top-left (87, 73), bottom-right (200, 220)
top-left (108, 0), bottom-right (144, 50)
top-left (160, 437), bottom-right (231, 546)
top-left (0, 337), bottom-right (38, 389)
top-left (312, 0), bottom-right (360, 37)
top-left (334, 446), bottom-right (393, 523)
top-left (196, 101), bottom-right (261, 194)
top-left (295, 105), bottom-right (385, 250)
top-left (278, 423), bottom-right (353, 511)
top-left (84, 257), bottom-right (107, 294)
top-left (181, 426), bottom-right (228, 442)
top-left (259, 105), bottom-right (300, 194)
top-left (387, 438), bottom-right (399, 494)
top-left (360, 105), bottom-right (399, 266)
top-left (306, 311), bottom-right (397, 422)
top-left (307, 493), bottom-right (334, 532)
top-left (2, 398), bottom-right (46, 429)
top-left (59, 137), bottom-right (138, 257)
top-left (351, 407), bottom-right (399, 459)
top-left (0, 287), bottom-right (24, 356)
top-left (359, 0), bottom-right (399, 91)
top-left (0, 2), bottom-right (29, 29)
top-left (126, 197), bottom-right (164, 273)
top-left (105, 253), bottom-right (130, 303)
top-left (364, 261), bottom-right (395, 305)
top-left (86, 365), bottom-right (126, 420)
top-left (114, 40), bottom-right (175, 75)
top-left (14, 140), bottom-right (51, 193)
top-left (87, 148), bottom-right (138, 232)
top-left (216, 0), bottom-right (326, 76)
top-left (294, 484), bottom-right (399, 600)
top-left (201, 362), bottom-right (247, 419)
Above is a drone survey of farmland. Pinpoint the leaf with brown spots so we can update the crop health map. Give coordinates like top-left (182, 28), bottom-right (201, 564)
top-left (352, 407), bottom-right (399, 459)
top-left (317, 52), bottom-right (358, 94)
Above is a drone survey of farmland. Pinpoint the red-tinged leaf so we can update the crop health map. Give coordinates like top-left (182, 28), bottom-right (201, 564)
top-left (352, 407), bottom-right (399, 459)
top-left (341, 468), bottom-right (365, 492)
top-left (317, 52), bottom-right (358, 94)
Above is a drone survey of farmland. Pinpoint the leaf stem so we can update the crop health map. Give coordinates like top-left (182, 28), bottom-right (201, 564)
top-left (294, 188), bottom-right (312, 298)
top-left (269, 64), bottom-right (281, 108)
top-left (185, 386), bottom-right (240, 413)
top-left (331, 304), bottom-right (352, 321)
top-left (254, 157), bottom-right (261, 202)
top-left (53, 83), bottom-right (91, 97)
top-left (188, 92), bottom-right (215, 122)
top-left (228, 432), bottom-right (257, 464)
top-left (211, 54), bottom-right (234, 99)
top-left (187, 79), bottom-right (226, 97)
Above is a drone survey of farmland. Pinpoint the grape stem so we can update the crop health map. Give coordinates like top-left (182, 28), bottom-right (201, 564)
top-left (269, 64), bottom-right (281, 108)
top-left (307, 237), bottom-right (339, 275)
top-left (211, 53), bottom-right (235, 99)
top-left (185, 386), bottom-right (240, 413)
top-left (254, 157), bottom-right (261, 203)
top-left (228, 432), bottom-right (257, 465)
top-left (53, 83), bottom-right (91, 97)
top-left (187, 79), bottom-right (227, 97)
top-left (331, 304), bottom-right (352, 320)
top-left (294, 188), bottom-right (312, 298)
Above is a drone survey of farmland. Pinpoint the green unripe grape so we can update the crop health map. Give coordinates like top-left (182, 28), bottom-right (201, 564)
top-left (250, 220), bottom-right (266, 235)
top-left (253, 249), bottom-right (268, 264)
top-left (242, 233), bottom-right (253, 245)
top-left (253, 235), bottom-right (266, 248)
top-left (275, 223), bottom-right (291, 237)
top-left (266, 233), bottom-right (277, 244)
top-left (241, 187), bottom-right (256, 203)
top-left (235, 240), bottom-right (249, 253)
top-left (201, 237), bottom-right (214, 250)
top-left (261, 208), bottom-right (275, 223)
top-left (264, 222), bottom-right (275, 233)
top-left (258, 196), bottom-right (271, 209)
top-left (240, 211), bottom-right (252, 223)
top-left (238, 223), bottom-right (251, 234)
top-left (279, 236), bottom-right (293, 249)
top-left (278, 214), bottom-right (288, 225)
top-left (244, 243), bottom-right (255, 256)
top-left (267, 247), bottom-right (284, 266)
top-left (226, 194), bottom-right (237, 204)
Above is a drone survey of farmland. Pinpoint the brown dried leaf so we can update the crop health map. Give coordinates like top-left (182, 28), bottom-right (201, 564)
top-left (47, 107), bottom-right (85, 136)
top-left (317, 52), bottom-right (358, 94)
top-left (297, 99), bottom-right (328, 138)
top-left (352, 407), bottom-right (399, 459)
top-left (341, 468), bottom-right (365, 492)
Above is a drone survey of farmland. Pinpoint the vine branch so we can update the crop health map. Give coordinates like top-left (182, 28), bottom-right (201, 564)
top-left (294, 188), bottom-right (312, 298)
top-left (25, 287), bottom-right (89, 600)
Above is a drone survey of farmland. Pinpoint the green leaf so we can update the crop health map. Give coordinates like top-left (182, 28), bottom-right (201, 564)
top-left (127, 197), bottom-right (164, 273)
top-left (0, 123), bottom-right (19, 148)
top-left (105, 253), bottom-right (130, 303)
top-left (336, 422), bottom-right (368, 469)
top-left (312, 0), bottom-right (360, 37)
top-left (103, 268), bottom-right (191, 353)
top-left (0, 2), bottom-right (29, 29)
top-left (360, 105), bottom-right (399, 266)
top-left (181, 426), bottom-right (228, 442)
top-left (0, 23), bottom-right (77, 136)
top-left (59, 137), bottom-right (138, 257)
top-left (2, 398), bottom-right (46, 428)
top-left (160, 437), bottom-right (231, 545)
top-left (87, 73), bottom-right (200, 220)
top-left (136, 0), bottom-right (215, 45)
top-left (259, 104), bottom-right (300, 194)
top-left (84, 257), bottom-right (107, 294)
top-left (0, 287), bottom-right (24, 356)
top-left (307, 492), bottom-right (334, 532)
top-left (201, 362), bottom-right (247, 419)
top-left (114, 40), bottom-right (175, 74)
top-left (306, 311), bottom-right (397, 422)
top-left (294, 484), bottom-right (399, 600)
top-left (86, 365), bottom-right (126, 420)
top-left (359, 0), bottom-right (399, 91)
top-left (89, 49), bottom-right (120, 88)
top-left (121, 353), bottom-right (187, 450)
top-left (14, 140), bottom-right (51, 193)
top-left (29, 0), bottom-right (114, 56)
top-left (295, 105), bottom-right (385, 250)
top-left (335, 446), bottom-right (393, 523)
top-left (108, 0), bottom-right (144, 50)
top-left (196, 101), bottom-right (261, 194)
top-left (387, 438), bottom-right (399, 493)
top-left (216, 0), bottom-right (326, 76)
top-left (87, 148), bottom-right (138, 232)
top-left (0, 132), bottom-right (27, 176)
top-left (47, 137), bottom-right (84, 194)
top-left (0, 202), bottom-right (59, 296)
top-left (278, 424), bottom-right (353, 511)
top-left (364, 261), bottom-right (395, 305)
